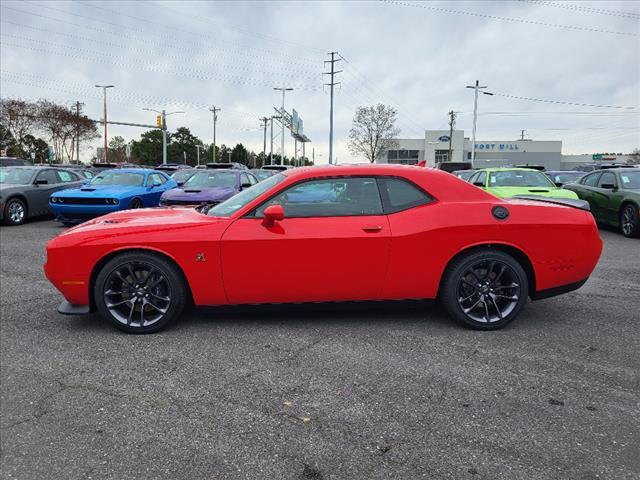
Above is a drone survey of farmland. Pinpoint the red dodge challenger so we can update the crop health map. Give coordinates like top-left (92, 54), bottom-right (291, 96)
top-left (44, 165), bottom-right (602, 333)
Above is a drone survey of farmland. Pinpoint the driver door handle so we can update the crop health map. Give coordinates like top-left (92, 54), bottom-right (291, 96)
top-left (362, 225), bottom-right (383, 233)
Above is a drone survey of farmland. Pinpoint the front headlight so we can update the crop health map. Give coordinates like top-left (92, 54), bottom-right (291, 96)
top-left (51, 197), bottom-right (58, 203)
top-left (106, 198), bottom-right (119, 205)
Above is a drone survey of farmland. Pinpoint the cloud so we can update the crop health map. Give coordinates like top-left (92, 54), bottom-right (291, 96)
top-left (1, 0), bottom-right (638, 162)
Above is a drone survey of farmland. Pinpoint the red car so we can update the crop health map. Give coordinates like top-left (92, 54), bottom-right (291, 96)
top-left (44, 165), bottom-right (602, 333)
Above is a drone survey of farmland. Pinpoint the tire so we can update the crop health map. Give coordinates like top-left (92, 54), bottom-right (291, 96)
top-left (440, 249), bottom-right (529, 330)
top-left (620, 204), bottom-right (640, 238)
top-left (94, 251), bottom-right (187, 333)
top-left (129, 198), bottom-right (143, 209)
top-left (2, 198), bottom-right (27, 226)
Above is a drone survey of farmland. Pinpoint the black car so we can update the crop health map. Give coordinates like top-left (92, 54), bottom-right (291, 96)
top-left (0, 156), bottom-right (33, 167)
top-left (155, 163), bottom-right (193, 173)
top-left (0, 166), bottom-right (84, 225)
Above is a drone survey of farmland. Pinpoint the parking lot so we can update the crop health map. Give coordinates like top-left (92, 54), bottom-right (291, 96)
top-left (0, 219), bottom-right (638, 479)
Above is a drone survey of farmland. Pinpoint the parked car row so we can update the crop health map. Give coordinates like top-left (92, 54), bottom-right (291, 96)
top-left (0, 164), bottom-right (296, 226)
top-left (452, 166), bottom-right (639, 238)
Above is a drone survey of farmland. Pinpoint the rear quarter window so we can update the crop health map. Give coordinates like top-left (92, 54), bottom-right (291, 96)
top-left (378, 177), bottom-right (433, 214)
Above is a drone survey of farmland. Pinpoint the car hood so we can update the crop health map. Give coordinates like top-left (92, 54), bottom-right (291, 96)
top-left (486, 186), bottom-right (579, 199)
top-left (53, 185), bottom-right (147, 198)
top-left (161, 186), bottom-right (237, 202)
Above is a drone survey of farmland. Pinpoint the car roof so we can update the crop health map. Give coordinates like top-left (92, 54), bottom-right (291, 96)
top-left (473, 167), bottom-right (545, 173)
top-left (104, 168), bottom-right (159, 173)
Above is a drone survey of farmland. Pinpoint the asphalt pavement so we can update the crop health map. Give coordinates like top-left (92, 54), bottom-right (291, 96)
top-left (1, 219), bottom-right (639, 480)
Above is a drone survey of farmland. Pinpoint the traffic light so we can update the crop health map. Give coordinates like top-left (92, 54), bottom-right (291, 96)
top-left (156, 115), bottom-right (162, 128)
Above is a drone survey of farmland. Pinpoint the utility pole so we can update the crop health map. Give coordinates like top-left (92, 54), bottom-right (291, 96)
top-left (447, 110), bottom-right (456, 162)
top-left (465, 80), bottom-right (493, 167)
top-left (269, 116), bottom-right (275, 165)
top-left (273, 87), bottom-right (293, 165)
top-left (74, 101), bottom-right (84, 163)
top-left (259, 117), bottom-right (269, 156)
top-left (323, 52), bottom-right (342, 165)
top-left (209, 106), bottom-right (221, 163)
top-left (227, 151), bottom-right (232, 163)
top-left (196, 145), bottom-right (202, 166)
top-left (95, 84), bottom-right (114, 162)
top-left (520, 129), bottom-right (526, 140)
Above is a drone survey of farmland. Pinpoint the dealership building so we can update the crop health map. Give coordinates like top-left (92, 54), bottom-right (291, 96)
top-left (378, 130), bottom-right (602, 171)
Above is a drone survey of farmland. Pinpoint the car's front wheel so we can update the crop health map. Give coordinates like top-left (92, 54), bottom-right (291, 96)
top-left (620, 204), bottom-right (640, 238)
top-left (129, 198), bottom-right (143, 209)
top-left (440, 250), bottom-right (529, 330)
top-left (3, 198), bottom-right (27, 226)
top-left (94, 251), bottom-right (187, 333)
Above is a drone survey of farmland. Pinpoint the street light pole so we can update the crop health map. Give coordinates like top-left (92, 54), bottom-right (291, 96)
top-left (209, 106), bottom-right (221, 163)
top-left (196, 145), bottom-right (202, 166)
top-left (273, 87), bottom-right (292, 165)
top-left (465, 80), bottom-right (493, 167)
top-left (95, 84), bottom-right (114, 162)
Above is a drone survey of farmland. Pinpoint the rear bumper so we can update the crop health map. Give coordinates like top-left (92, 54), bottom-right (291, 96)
top-left (531, 277), bottom-right (588, 301)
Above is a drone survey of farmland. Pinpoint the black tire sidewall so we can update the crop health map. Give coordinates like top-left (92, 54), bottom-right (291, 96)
top-left (621, 205), bottom-right (640, 238)
top-left (440, 250), bottom-right (529, 330)
top-left (4, 198), bottom-right (27, 226)
top-left (94, 252), bottom-right (186, 333)
top-left (129, 198), bottom-right (143, 209)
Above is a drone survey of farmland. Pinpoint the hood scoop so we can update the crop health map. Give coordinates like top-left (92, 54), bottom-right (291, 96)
top-left (527, 189), bottom-right (550, 193)
top-left (80, 188), bottom-right (96, 191)
top-left (183, 189), bottom-right (202, 193)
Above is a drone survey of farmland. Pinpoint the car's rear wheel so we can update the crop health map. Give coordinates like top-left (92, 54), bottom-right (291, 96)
top-left (94, 252), bottom-right (187, 333)
top-left (3, 198), bottom-right (27, 226)
top-left (129, 198), bottom-right (143, 209)
top-left (440, 250), bottom-right (529, 330)
top-left (620, 204), bottom-right (640, 238)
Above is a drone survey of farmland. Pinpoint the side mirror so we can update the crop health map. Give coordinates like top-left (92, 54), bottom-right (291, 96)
top-left (473, 181), bottom-right (484, 187)
top-left (600, 183), bottom-right (616, 190)
top-left (240, 182), bottom-right (252, 189)
top-left (262, 204), bottom-right (284, 227)
top-left (554, 182), bottom-right (563, 187)
top-left (82, 180), bottom-right (90, 186)
top-left (34, 179), bottom-right (48, 185)
top-left (176, 181), bottom-right (185, 187)
top-left (152, 181), bottom-right (162, 187)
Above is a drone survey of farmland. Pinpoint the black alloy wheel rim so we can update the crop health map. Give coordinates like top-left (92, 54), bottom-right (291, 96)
top-left (622, 206), bottom-right (635, 236)
top-left (103, 261), bottom-right (171, 328)
top-left (457, 259), bottom-right (521, 323)
top-left (131, 199), bottom-right (142, 208)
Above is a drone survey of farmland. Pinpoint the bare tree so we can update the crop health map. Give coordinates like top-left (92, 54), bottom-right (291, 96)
top-left (0, 98), bottom-right (40, 148)
top-left (348, 104), bottom-right (400, 163)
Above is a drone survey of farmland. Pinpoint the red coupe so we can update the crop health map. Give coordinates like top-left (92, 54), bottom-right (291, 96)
top-left (44, 165), bottom-right (602, 333)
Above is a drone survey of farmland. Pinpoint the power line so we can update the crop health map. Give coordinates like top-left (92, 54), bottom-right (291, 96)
top-left (381, 0), bottom-right (640, 37)
top-left (517, 0), bottom-right (640, 20)
top-left (491, 92), bottom-right (637, 110)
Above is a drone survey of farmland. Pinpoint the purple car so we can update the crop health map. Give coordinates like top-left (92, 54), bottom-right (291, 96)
top-left (160, 169), bottom-right (258, 205)
top-left (159, 169), bottom-right (258, 206)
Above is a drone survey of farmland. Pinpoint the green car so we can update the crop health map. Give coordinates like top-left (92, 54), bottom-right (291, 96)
top-left (563, 168), bottom-right (640, 238)
top-left (467, 168), bottom-right (579, 200)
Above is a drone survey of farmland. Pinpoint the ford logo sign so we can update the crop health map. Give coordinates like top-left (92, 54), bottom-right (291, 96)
top-left (438, 135), bottom-right (450, 142)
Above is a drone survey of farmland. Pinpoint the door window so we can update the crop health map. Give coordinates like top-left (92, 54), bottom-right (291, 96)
top-left (597, 172), bottom-right (616, 188)
top-left (240, 173), bottom-right (253, 186)
top-left (255, 177), bottom-right (383, 217)
top-left (581, 173), bottom-right (600, 187)
top-left (474, 171), bottom-right (487, 186)
top-left (56, 170), bottom-right (78, 182)
top-left (147, 173), bottom-right (166, 186)
top-left (377, 178), bottom-right (433, 214)
top-left (35, 169), bottom-right (59, 185)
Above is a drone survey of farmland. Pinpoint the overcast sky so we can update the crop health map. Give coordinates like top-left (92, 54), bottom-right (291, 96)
top-left (1, 0), bottom-right (638, 163)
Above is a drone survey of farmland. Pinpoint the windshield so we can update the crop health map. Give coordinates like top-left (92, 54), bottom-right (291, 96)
top-left (90, 171), bottom-right (145, 186)
top-left (0, 168), bottom-right (35, 184)
top-left (208, 173), bottom-right (285, 217)
top-left (184, 171), bottom-right (237, 188)
top-left (550, 172), bottom-right (583, 184)
top-left (489, 170), bottom-right (555, 188)
top-left (172, 170), bottom-right (196, 183)
top-left (619, 171), bottom-right (640, 189)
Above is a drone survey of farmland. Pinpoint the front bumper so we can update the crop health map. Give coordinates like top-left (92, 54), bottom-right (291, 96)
top-left (51, 203), bottom-right (122, 223)
top-left (57, 300), bottom-right (91, 315)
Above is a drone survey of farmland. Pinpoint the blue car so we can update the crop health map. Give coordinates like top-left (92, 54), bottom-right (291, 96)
top-left (49, 168), bottom-right (177, 225)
